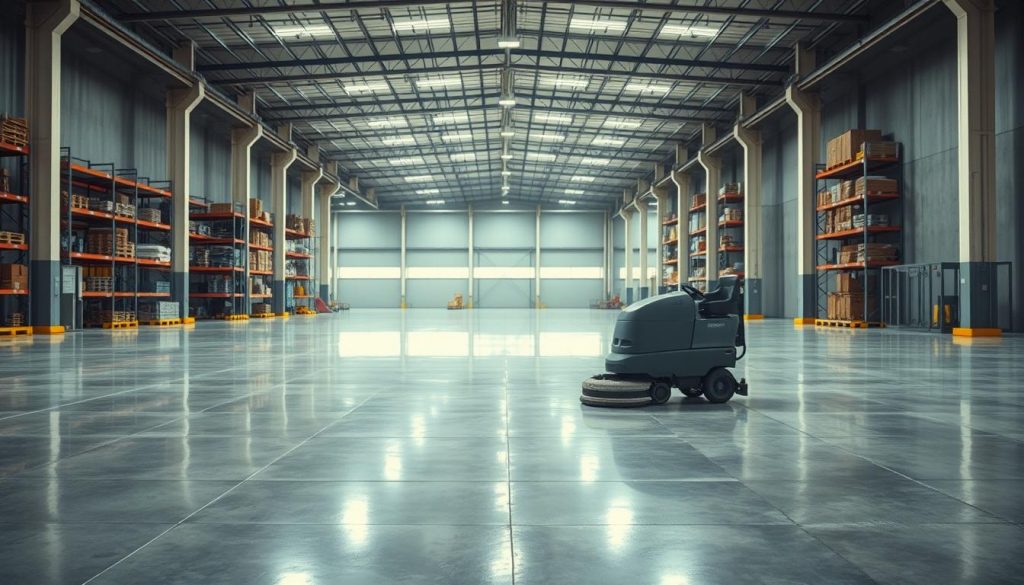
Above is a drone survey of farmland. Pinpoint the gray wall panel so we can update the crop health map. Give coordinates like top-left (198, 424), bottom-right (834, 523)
top-left (476, 249), bottom-right (533, 267)
top-left (407, 279), bottom-right (466, 308)
top-left (339, 279), bottom-right (400, 308)
top-left (542, 280), bottom-right (604, 308)
top-left (339, 250), bottom-right (400, 267)
top-left (541, 212), bottom-right (603, 248)
top-left (476, 279), bottom-right (532, 308)
top-left (475, 212), bottom-right (534, 248)
top-left (407, 212), bottom-right (468, 248)
top-left (542, 250), bottom-right (603, 267)
top-left (407, 249), bottom-right (468, 266)
top-left (339, 212), bottom-right (401, 248)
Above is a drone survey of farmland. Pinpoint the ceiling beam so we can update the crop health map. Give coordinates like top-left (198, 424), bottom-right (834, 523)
top-left (118, 1), bottom-right (868, 24)
top-left (326, 146), bottom-right (663, 163)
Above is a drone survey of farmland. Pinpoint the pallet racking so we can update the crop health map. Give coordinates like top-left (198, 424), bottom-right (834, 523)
top-left (248, 209), bottom-right (274, 316)
top-left (661, 209), bottom-right (680, 291)
top-left (687, 192), bottom-right (708, 292)
top-left (0, 138), bottom-right (30, 335)
top-left (285, 221), bottom-right (314, 312)
top-left (717, 183), bottom-right (744, 281)
top-left (814, 141), bottom-right (903, 327)
top-left (189, 201), bottom-right (247, 320)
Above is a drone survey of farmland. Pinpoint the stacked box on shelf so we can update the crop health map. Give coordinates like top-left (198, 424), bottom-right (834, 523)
top-left (0, 116), bottom-right (28, 148)
top-left (139, 301), bottom-right (179, 321)
top-left (0, 263), bottom-right (27, 290)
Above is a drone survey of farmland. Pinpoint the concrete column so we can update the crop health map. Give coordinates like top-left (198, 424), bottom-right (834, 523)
top-left (400, 206), bottom-right (407, 308)
top-left (943, 0), bottom-right (999, 334)
top-left (735, 94), bottom-right (764, 319)
top-left (271, 148), bottom-right (297, 315)
top-left (785, 44), bottom-right (821, 323)
top-left (636, 197), bottom-right (649, 299)
top-left (671, 170), bottom-right (689, 289)
top-left (317, 169), bottom-right (338, 304)
top-left (534, 206), bottom-right (542, 308)
top-left (300, 169), bottom-right (322, 307)
top-left (603, 210), bottom-right (611, 297)
top-left (467, 205), bottom-right (474, 309)
top-left (621, 207), bottom-right (633, 304)
top-left (26, 0), bottom-right (79, 332)
top-left (230, 124), bottom-right (261, 314)
top-left (697, 125), bottom-right (720, 290)
top-left (166, 81), bottom-right (204, 320)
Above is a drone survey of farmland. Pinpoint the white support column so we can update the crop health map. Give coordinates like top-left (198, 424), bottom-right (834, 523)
top-left (654, 186), bottom-right (668, 295)
top-left (603, 210), bottom-right (611, 297)
top-left (636, 197), bottom-right (649, 300)
top-left (621, 206), bottom-right (634, 304)
top-left (300, 168), bottom-right (322, 307)
top-left (230, 124), bottom-right (261, 315)
top-left (167, 76), bottom-right (204, 321)
top-left (400, 206), bottom-right (407, 308)
top-left (271, 148), bottom-right (298, 315)
top-left (317, 169), bottom-right (338, 304)
top-left (697, 124), bottom-right (721, 290)
top-left (26, 0), bottom-right (79, 332)
top-left (735, 93), bottom-right (764, 318)
top-left (467, 205), bottom-right (474, 309)
top-left (671, 170), bottom-right (690, 289)
top-left (534, 206), bottom-right (542, 308)
top-left (785, 43), bottom-right (821, 322)
top-left (943, 0), bottom-right (999, 333)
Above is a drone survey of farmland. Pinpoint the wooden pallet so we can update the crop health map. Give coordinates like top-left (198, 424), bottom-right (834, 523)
top-left (101, 320), bottom-right (139, 329)
top-left (0, 231), bottom-right (25, 245)
top-left (218, 314), bottom-right (249, 321)
top-left (141, 318), bottom-right (182, 327)
top-left (0, 326), bottom-right (31, 337)
top-left (814, 319), bottom-right (884, 329)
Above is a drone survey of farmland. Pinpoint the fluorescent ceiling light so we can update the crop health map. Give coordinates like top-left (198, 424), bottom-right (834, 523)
top-left (450, 152), bottom-right (477, 162)
top-left (424, 199), bottom-right (446, 205)
top-left (498, 97), bottom-right (517, 107)
top-left (569, 18), bottom-right (628, 33)
top-left (433, 112), bottom-right (469, 124)
top-left (392, 17), bottom-right (451, 33)
top-left (526, 152), bottom-right (556, 162)
top-left (531, 133), bottom-right (565, 142)
top-left (272, 24), bottom-right (334, 38)
top-left (368, 117), bottom-right (408, 129)
top-left (405, 175), bottom-right (434, 183)
top-left (534, 112), bottom-right (574, 125)
top-left (624, 82), bottom-right (672, 95)
top-left (345, 201), bottom-right (357, 206)
top-left (570, 176), bottom-right (596, 183)
top-left (501, 170), bottom-right (512, 176)
top-left (500, 130), bottom-right (516, 138)
top-left (381, 136), bottom-right (416, 146)
top-left (660, 24), bottom-right (720, 38)
top-left (344, 81), bottom-right (390, 94)
top-left (502, 200), bottom-right (510, 205)
top-left (564, 188), bottom-right (585, 195)
top-left (416, 77), bottom-right (462, 90)
top-left (441, 132), bottom-right (474, 142)
top-left (538, 76), bottom-right (590, 89)
top-left (592, 137), bottom-right (626, 147)
top-left (497, 38), bottom-right (521, 48)
top-left (558, 199), bottom-right (577, 205)
top-left (388, 156), bottom-right (425, 166)
top-left (604, 118), bottom-right (643, 130)
top-left (416, 188), bottom-right (440, 195)
top-left (500, 153), bottom-right (513, 160)
top-left (580, 157), bottom-right (612, 166)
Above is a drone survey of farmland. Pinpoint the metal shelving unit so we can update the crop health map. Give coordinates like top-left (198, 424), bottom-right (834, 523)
top-left (717, 183), bottom-right (744, 280)
top-left (661, 210), bottom-right (680, 292)
top-left (0, 139), bottom-right (30, 334)
top-left (814, 141), bottom-right (903, 326)
top-left (687, 192), bottom-right (708, 292)
top-left (248, 211), bottom-right (274, 316)
top-left (285, 225), bottom-right (314, 313)
top-left (189, 202), bottom-right (247, 319)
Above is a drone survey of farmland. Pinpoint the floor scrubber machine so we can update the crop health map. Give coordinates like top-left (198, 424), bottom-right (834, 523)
top-left (581, 275), bottom-right (748, 407)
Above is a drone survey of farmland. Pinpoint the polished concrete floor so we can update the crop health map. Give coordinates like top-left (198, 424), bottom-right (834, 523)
top-left (1, 310), bottom-right (1023, 585)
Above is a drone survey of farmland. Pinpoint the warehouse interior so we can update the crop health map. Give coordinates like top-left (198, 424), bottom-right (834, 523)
top-left (0, 0), bottom-right (1022, 583)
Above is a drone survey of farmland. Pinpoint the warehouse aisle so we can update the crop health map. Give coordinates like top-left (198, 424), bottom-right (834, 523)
top-left (1, 312), bottom-right (1023, 584)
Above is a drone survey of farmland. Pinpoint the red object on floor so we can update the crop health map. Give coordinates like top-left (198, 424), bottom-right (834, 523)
top-left (314, 298), bottom-right (331, 313)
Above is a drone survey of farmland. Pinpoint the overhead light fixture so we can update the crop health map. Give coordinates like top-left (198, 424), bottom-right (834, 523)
top-left (526, 152), bottom-right (556, 162)
top-left (624, 82), bottom-right (672, 95)
top-left (344, 81), bottom-right (390, 94)
top-left (416, 77), bottom-right (462, 90)
top-left (497, 38), bottom-right (521, 49)
top-left (501, 153), bottom-right (514, 161)
top-left (564, 188), bottom-right (585, 195)
top-left (433, 112), bottom-right (469, 125)
top-left (416, 188), bottom-right (440, 195)
top-left (424, 199), bottom-right (446, 205)
top-left (569, 18), bottom-right (628, 33)
top-left (538, 76), bottom-right (590, 89)
top-left (558, 199), bottom-right (578, 205)
top-left (450, 152), bottom-right (477, 162)
top-left (381, 136), bottom-right (416, 146)
top-left (660, 24), bottom-right (720, 38)
top-left (531, 133), bottom-right (565, 142)
top-left (570, 176), bottom-right (596, 183)
top-left (501, 170), bottom-right (512, 177)
top-left (498, 96), bottom-right (517, 107)
top-left (391, 17), bottom-right (451, 33)
top-left (345, 201), bottom-right (357, 206)
top-left (580, 157), bottom-right (612, 166)
top-left (533, 112), bottom-right (574, 125)
top-left (368, 117), bottom-right (408, 129)
top-left (500, 130), bottom-right (516, 138)
top-left (604, 118), bottom-right (643, 130)
top-left (501, 199), bottom-right (510, 205)
top-left (388, 156), bottom-right (425, 166)
top-left (405, 175), bottom-right (434, 182)
top-left (271, 24), bottom-right (335, 39)
top-left (441, 132), bottom-right (474, 142)
top-left (592, 137), bottom-right (626, 147)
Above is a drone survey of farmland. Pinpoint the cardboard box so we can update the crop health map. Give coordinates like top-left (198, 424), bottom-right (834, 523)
top-left (855, 177), bottom-right (898, 196)
top-left (0, 263), bottom-right (27, 281)
top-left (836, 272), bottom-right (878, 294)
top-left (210, 202), bottom-right (234, 214)
top-left (249, 198), bottom-right (263, 217)
top-left (828, 129), bottom-right (883, 167)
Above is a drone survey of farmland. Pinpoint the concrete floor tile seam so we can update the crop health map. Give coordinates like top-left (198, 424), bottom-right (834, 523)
top-left (78, 392), bottom-right (380, 585)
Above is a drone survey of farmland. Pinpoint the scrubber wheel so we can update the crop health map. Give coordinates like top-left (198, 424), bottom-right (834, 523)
top-left (701, 368), bottom-right (737, 404)
top-left (581, 375), bottom-right (654, 407)
top-left (680, 387), bottom-right (703, 398)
